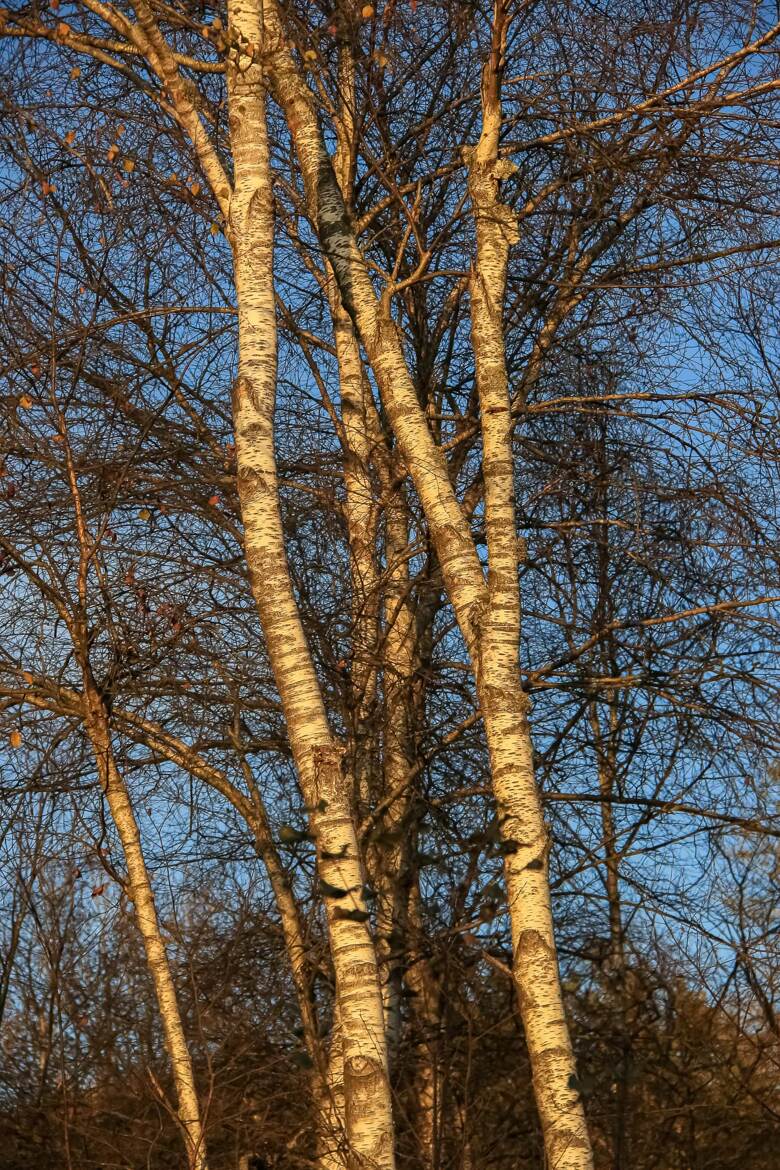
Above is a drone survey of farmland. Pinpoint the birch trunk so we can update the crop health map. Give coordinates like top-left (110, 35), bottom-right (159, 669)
top-left (80, 675), bottom-right (207, 1170)
top-left (317, 1002), bottom-right (348, 1170)
top-left (374, 463), bottom-right (442, 1170)
top-left (330, 277), bottom-right (428, 1081)
top-left (329, 44), bottom-right (415, 1062)
top-left (374, 485), bottom-right (417, 1053)
top-left (331, 299), bottom-right (411, 1052)
top-left (464, 10), bottom-right (592, 1165)
top-left (332, 290), bottom-right (381, 816)
top-left (330, 42), bottom-right (381, 824)
top-left (403, 884), bottom-right (441, 1169)
top-left (226, 6), bottom-right (394, 1166)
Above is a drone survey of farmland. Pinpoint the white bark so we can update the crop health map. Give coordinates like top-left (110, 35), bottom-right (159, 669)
top-left (226, 5), bottom-right (395, 1166)
top-left (328, 46), bottom-right (416, 1058)
top-left (331, 287), bottom-right (381, 816)
top-left (81, 677), bottom-right (208, 1170)
top-left (464, 9), bottom-right (593, 1164)
top-left (317, 1002), bottom-right (348, 1170)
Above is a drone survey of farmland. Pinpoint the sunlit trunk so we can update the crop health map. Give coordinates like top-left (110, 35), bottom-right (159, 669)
top-left (464, 10), bottom-right (593, 1164)
top-left (316, 1002), bottom-right (348, 1170)
top-left (226, 5), bottom-right (394, 1166)
top-left (81, 677), bottom-right (208, 1170)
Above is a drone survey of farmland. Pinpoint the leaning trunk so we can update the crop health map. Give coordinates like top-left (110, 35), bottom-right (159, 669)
top-left (226, 6), bottom-right (395, 1166)
top-left (464, 7), bottom-right (593, 1163)
top-left (81, 676), bottom-right (208, 1170)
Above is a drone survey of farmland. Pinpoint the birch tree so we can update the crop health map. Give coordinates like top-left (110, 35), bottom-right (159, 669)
top-left (2, 2), bottom-right (780, 1168)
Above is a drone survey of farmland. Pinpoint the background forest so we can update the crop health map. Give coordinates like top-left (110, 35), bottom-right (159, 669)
top-left (0, 1), bottom-right (779, 1168)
